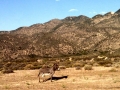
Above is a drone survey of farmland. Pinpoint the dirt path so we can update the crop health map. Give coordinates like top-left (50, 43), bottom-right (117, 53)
top-left (0, 67), bottom-right (120, 90)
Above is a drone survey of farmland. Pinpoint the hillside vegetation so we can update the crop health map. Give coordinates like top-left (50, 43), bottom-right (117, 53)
top-left (0, 9), bottom-right (120, 71)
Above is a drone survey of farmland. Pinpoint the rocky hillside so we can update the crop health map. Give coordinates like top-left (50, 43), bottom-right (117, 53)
top-left (0, 9), bottom-right (120, 62)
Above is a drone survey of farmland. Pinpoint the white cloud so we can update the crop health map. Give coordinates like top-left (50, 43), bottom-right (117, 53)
top-left (69, 9), bottom-right (78, 12)
top-left (56, 0), bottom-right (60, 1)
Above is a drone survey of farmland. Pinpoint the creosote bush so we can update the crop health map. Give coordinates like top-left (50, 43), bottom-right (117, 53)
top-left (97, 60), bottom-right (112, 66)
top-left (1, 62), bottom-right (14, 74)
top-left (73, 62), bottom-right (85, 67)
top-left (109, 68), bottom-right (118, 72)
top-left (84, 65), bottom-right (93, 70)
top-left (59, 66), bottom-right (66, 69)
top-left (75, 66), bottom-right (81, 70)
top-left (60, 60), bottom-right (73, 68)
top-left (1, 68), bottom-right (14, 74)
top-left (112, 62), bottom-right (120, 68)
top-left (24, 64), bottom-right (34, 70)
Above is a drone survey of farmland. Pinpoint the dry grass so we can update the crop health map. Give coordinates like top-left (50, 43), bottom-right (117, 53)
top-left (0, 67), bottom-right (120, 90)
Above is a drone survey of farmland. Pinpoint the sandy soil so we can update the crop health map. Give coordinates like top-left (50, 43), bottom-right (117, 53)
top-left (0, 67), bottom-right (120, 90)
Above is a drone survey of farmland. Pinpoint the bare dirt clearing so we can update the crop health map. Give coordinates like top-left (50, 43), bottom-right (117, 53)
top-left (0, 67), bottom-right (120, 90)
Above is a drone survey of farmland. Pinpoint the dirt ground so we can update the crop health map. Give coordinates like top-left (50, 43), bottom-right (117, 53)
top-left (0, 67), bottom-right (120, 90)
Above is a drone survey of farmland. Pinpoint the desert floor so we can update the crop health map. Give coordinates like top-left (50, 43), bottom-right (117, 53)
top-left (0, 67), bottom-right (120, 90)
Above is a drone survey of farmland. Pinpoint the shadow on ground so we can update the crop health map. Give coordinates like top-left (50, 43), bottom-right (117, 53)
top-left (46, 75), bottom-right (68, 81)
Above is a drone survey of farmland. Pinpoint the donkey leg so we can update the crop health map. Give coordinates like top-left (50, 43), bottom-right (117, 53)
top-left (39, 76), bottom-right (40, 82)
top-left (38, 71), bottom-right (41, 83)
top-left (50, 74), bottom-right (53, 82)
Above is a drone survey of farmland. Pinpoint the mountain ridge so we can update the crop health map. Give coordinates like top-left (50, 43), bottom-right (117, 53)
top-left (0, 9), bottom-right (120, 61)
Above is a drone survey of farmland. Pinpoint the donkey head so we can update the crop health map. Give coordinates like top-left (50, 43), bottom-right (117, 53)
top-left (53, 62), bottom-right (59, 71)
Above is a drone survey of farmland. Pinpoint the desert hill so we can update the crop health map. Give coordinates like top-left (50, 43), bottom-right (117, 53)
top-left (0, 9), bottom-right (120, 70)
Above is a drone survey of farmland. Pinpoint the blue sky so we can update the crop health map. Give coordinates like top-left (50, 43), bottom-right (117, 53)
top-left (0, 0), bottom-right (120, 31)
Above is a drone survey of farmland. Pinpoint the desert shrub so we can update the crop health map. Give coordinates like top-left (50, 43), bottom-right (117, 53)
top-left (32, 62), bottom-right (42, 69)
top-left (80, 50), bottom-right (89, 55)
top-left (99, 51), bottom-right (109, 55)
top-left (4, 62), bottom-right (12, 69)
top-left (84, 65), bottom-right (93, 70)
top-left (110, 49), bottom-right (120, 57)
top-left (75, 66), bottom-right (81, 70)
top-left (16, 63), bottom-right (26, 70)
top-left (98, 60), bottom-right (112, 66)
top-left (8, 62), bottom-right (26, 70)
top-left (24, 62), bottom-right (42, 70)
top-left (28, 54), bottom-right (37, 58)
top-left (59, 66), bottom-right (66, 69)
top-left (3, 62), bottom-right (26, 70)
top-left (104, 64), bottom-right (112, 67)
top-left (24, 64), bottom-right (34, 70)
top-left (73, 62), bottom-right (84, 67)
top-left (1, 68), bottom-right (14, 74)
top-left (86, 60), bottom-right (95, 65)
top-left (93, 62), bottom-right (99, 66)
top-left (109, 68), bottom-right (118, 72)
top-left (60, 60), bottom-right (72, 68)
top-left (0, 63), bottom-right (3, 71)
top-left (1, 62), bottom-right (14, 74)
top-left (112, 63), bottom-right (120, 68)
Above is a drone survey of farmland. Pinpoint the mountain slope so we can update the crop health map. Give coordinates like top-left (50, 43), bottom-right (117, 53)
top-left (0, 9), bottom-right (120, 61)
